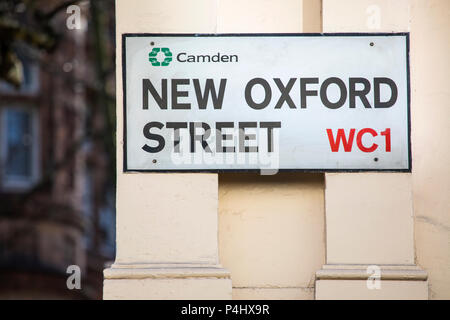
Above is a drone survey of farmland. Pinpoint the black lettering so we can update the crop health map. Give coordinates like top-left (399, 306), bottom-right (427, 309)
top-left (349, 78), bottom-right (371, 108)
top-left (193, 79), bottom-right (227, 110)
top-left (245, 78), bottom-right (272, 110)
top-left (172, 79), bottom-right (190, 109)
top-left (320, 77), bottom-right (347, 109)
top-left (260, 122), bottom-right (281, 152)
top-left (142, 122), bottom-right (165, 153)
top-left (300, 78), bottom-right (318, 108)
top-left (197, 55), bottom-right (211, 63)
top-left (216, 122), bottom-right (235, 153)
top-left (274, 78), bottom-right (297, 109)
top-left (166, 122), bottom-right (187, 153)
top-left (212, 53), bottom-right (220, 62)
top-left (143, 79), bottom-right (167, 109)
top-left (239, 122), bottom-right (258, 152)
top-left (189, 122), bottom-right (212, 153)
top-left (177, 52), bottom-right (187, 62)
top-left (374, 77), bottom-right (398, 108)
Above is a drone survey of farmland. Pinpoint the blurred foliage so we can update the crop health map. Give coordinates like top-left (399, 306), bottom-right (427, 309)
top-left (0, 0), bottom-right (116, 199)
top-left (0, 0), bottom-right (65, 87)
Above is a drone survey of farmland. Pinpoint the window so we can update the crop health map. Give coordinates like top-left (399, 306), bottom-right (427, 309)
top-left (0, 107), bottom-right (40, 191)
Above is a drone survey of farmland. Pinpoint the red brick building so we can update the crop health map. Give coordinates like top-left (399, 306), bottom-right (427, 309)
top-left (0, 0), bottom-right (115, 299)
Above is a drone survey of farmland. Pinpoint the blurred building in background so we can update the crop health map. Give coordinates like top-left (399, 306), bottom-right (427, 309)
top-left (0, 0), bottom-right (116, 299)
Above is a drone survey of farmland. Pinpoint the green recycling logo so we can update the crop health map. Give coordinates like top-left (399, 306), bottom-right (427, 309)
top-left (149, 47), bottom-right (172, 66)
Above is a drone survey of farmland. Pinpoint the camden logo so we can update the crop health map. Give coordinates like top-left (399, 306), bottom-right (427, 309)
top-left (149, 47), bottom-right (172, 66)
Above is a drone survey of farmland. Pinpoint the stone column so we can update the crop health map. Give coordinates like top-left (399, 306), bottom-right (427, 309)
top-left (315, 0), bottom-right (428, 300)
top-left (103, 0), bottom-right (232, 299)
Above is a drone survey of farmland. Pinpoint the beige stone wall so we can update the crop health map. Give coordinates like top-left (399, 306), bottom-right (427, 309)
top-left (410, 0), bottom-right (450, 300)
top-left (219, 173), bottom-right (324, 299)
top-left (320, 0), bottom-right (449, 300)
top-left (109, 0), bottom-right (449, 300)
top-left (114, 0), bottom-right (220, 266)
top-left (217, 0), bottom-right (450, 300)
top-left (107, 0), bottom-right (232, 299)
top-left (324, 173), bottom-right (415, 265)
top-left (214, 0), bottom-right (325, 301)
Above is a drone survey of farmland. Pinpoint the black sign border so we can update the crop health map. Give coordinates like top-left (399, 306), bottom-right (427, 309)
top-left (122, 33), bottom-right (411, 173)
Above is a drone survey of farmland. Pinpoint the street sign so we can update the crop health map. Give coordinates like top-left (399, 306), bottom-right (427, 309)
top-left (122, 33), bottom-right (410, 172)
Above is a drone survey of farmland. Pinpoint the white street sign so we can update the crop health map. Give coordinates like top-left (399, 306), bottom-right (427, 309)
top-left (123, 34), bottom-right (410, 172)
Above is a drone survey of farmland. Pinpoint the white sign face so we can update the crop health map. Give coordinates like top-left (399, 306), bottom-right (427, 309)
top-left (123, 34), bottom-right (410, 172)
